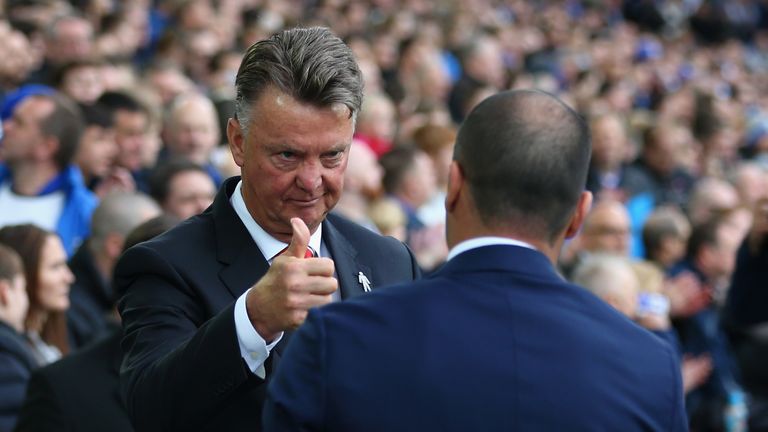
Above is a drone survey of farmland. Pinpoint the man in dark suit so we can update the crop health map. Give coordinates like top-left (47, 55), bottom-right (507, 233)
top-left (725, 197), bottom-right (768, 429)
top-left (264, 89), bottom-right (688, 431)
top-left (114, 27), bottom-right (420, 432)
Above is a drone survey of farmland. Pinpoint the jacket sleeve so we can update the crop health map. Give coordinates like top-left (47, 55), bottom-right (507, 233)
top-left (0, 351), bottom-right (32, 432)
top-left (116, 244), bottom-right (260, 432)
top-left (263, 309), bottom-right (326, 431)
top-left (725, 240), bottom-right (768, 328)
top-left (14, 369), bottom-right (69, 432)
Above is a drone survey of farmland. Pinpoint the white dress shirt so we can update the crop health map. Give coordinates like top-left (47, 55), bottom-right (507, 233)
top-left (230, 180), bottom-right (324, 378)
top-left (447, 236), bottom-right (536, 261)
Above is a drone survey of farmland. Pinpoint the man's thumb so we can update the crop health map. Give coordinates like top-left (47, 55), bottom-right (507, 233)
top-left (284, 217), bottom-right (311, 258)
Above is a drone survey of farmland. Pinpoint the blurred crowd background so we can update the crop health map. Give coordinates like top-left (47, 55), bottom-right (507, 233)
top-left (0, 0), bottom-right (768, 431)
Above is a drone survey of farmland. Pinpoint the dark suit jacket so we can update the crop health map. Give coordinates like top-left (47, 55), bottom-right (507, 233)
top-left (14, 329), bottom-right (131, 432)
top-left (67, 242), bottom-right (114, 349)
top-left (264, 244), bottom-right (688, 432)
top-left (114, 177), bottom-right (420, 431)
top-left (725, 240), bottom-right (768, 400)
top-left (0, 322), bottom-right (37, 432)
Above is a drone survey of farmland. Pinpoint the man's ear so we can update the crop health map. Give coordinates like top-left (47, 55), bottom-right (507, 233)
top-left (227, 118), bottom-right (246, 168)
top-left (104, 233), bottom-right (125, 261)
top-left (0, 280), bottom-right (9, 307)
top-left (445, 161), bottom-right (464, 214)
top-left (34, 135), bottom-right (59, 162)
top-left (564, 191), bottom-right (593, 239)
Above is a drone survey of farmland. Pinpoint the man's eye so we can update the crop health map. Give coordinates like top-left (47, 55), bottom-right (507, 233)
top-left (280, 151), bottom-right (295, 159)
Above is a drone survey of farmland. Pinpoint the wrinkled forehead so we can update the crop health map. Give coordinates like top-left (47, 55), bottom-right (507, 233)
top-left (270, 91), bottom-right (352, 119)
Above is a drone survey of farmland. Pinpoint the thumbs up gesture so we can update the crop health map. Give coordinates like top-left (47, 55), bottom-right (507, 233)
top-left (246, 218), bottom-right (337, 341)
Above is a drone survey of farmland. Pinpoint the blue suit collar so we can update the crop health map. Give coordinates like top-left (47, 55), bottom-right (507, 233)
top-left (437, 244), bottom-right (564, 282)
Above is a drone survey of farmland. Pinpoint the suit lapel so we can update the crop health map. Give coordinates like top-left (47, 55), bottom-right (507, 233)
top-left (212, 178), bottom-right (270, 300)
top-left (323, 219), bottom-right (371, 299)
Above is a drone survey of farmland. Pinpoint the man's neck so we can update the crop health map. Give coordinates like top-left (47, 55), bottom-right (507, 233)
top-left (449, 226), bottom-right (561, 266)
top-left (11, 163), bottom-right (60, 196)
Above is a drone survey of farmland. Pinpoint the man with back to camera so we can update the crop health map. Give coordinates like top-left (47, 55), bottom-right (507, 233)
top-left (113, 27), bottom-right (420, 432)
top-left (264, 89), bottom-right (688, 431)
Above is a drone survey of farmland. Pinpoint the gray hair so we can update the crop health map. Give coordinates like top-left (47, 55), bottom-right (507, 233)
top-left (89, 192), bottom-right (160, 251)
top-left (234, 27), bottom-right (363, 134)
top-left (572, 254), bottom-right (636, 300)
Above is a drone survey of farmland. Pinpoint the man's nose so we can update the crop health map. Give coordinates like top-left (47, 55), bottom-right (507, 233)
top-left (296, 162), bottom-right (322, 191)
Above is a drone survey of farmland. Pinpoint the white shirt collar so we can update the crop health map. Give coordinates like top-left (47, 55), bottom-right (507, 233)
top-left (230, 180), bottom-right (323, 262)
top-left (447, 236), bottom-right (536, 261)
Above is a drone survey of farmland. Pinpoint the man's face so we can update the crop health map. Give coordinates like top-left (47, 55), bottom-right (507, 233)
top-left (49, 18), bottom-right (93, 64)
top-left (76, 125), bottom-right (117, 178)
top-left (1, 97), bottom-right (54, 164)
top-left (345, 142), bottom-right (382, 198)
top-left (706, 226), bottom-right (741, 279)
top-left (405, 151), bottom-right (437, 208)
top-left (166, 100), bottom-right (219, 165)
top-left (228, 87), bottom-right (353, 242)
top-left (164, 170), bottom-right (216, 220)
top-left (581, 205), bottom-right (631, 255)
top-left (114, 110), bottom-right (149, 172)
top-left (591, 117), bottom-right (626, 170)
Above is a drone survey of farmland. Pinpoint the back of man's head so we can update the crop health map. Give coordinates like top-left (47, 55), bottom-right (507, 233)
top-left (0, 244), bottom-right (26, 332)
top-left (89, 191), bottom-right (161, 256)
top-left (454, 89), bottom-right (591, 242)
top-left (0, 244), bottom-right (23, 285)
top-left (642, 206), bottom-right (691, 265)
top-left (37, 93), bottom-right (84, 170)
top-left (234, 27), bottom-right (363, 133)
top-left (572, 253), bottom-right (639, 317)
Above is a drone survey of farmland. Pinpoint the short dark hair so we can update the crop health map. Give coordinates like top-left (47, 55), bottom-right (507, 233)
top-left (123, 214), bottom-right (182, 252)
top-left (78, 102), bottom-right (114, 128)
top-left (38, 93), bottom-right (84, 169)
top-left (454, 89), bottom-right (591, 241)
top-left (0, 244), bottom-right (23, 283)
top-left (149, 159), bottom-right (209, 205)
top-left (53, 58), bottom-right (104, 88)
top-left (97, 91), bottom-right (147, 116)
top-left (234, 27), bottom-right (363, 132)
top-left (686, 216), bottom-right (725, 260)
top-left (379, 146), bottom-right (418, 195)
top-left (642, 207), bottom-right (689, 259)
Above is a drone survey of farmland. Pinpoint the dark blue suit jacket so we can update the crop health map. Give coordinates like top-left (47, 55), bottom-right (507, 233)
top-left (264, 244), bottom-right (688, 431)
top-left (114, 177), bottom-right (420, 431)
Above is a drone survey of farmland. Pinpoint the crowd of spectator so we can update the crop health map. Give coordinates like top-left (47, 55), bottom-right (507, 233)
top-left (0, 0), bottom-right (767, 430)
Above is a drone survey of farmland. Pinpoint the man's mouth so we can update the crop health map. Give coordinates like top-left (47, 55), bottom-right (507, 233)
top-left (288, 197), bottom-right (322, 206)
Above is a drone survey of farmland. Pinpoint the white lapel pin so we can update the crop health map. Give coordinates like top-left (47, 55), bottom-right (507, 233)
top-left (358, 271), bottom-right (371, 292)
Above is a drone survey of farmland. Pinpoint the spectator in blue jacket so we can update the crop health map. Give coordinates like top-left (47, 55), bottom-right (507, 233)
top-left (0, 92), bottom-right (97, 256)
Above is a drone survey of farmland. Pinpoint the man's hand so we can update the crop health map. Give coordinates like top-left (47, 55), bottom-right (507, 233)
top-left (681, 354), bottom-right (712, 394)
top-left (665, 272), bottom-right (712, 318)
top-left (245, 218), bottom-right (337, 342)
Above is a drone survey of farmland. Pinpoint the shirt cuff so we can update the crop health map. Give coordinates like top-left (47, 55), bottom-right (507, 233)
top-left (234, 288), bottom-right (284, 378)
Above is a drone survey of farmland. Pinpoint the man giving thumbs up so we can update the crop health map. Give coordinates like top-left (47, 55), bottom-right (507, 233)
top-left (114, 28), bottom-right (420, 432)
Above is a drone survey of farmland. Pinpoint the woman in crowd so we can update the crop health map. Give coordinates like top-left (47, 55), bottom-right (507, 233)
top-left (0, 224), bottom-right (74, 365)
